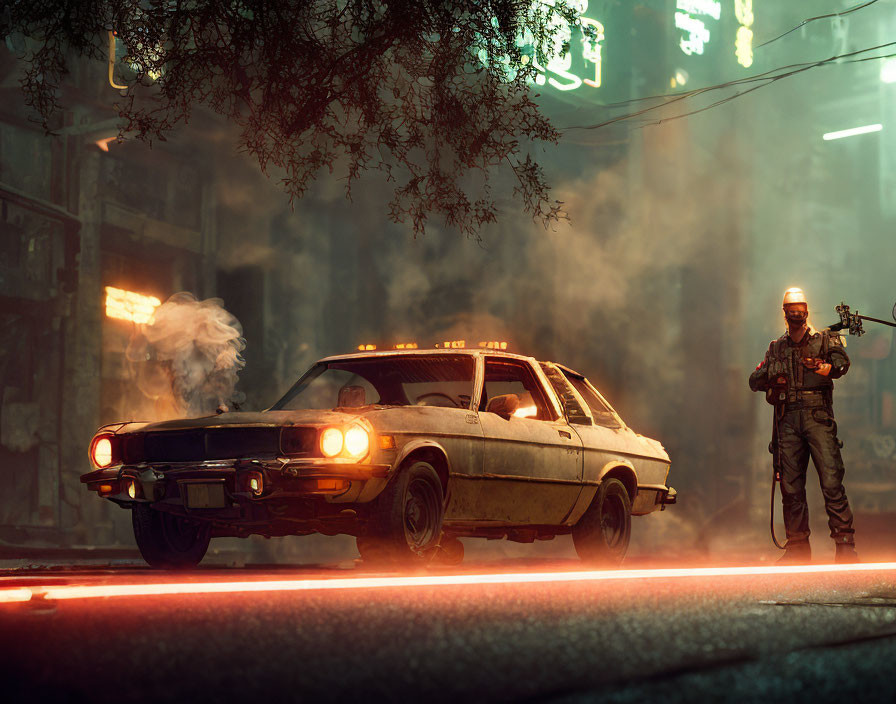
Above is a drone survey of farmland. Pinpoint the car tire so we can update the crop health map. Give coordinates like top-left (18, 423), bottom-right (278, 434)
top-left (132, 504), bottom-right (211, 569)
top-left (358, 460), bottom-right (445, 566)
top-left (572, 478), bottom-right (631, 566)
top-left (432, 535), bottom-right (464, 567)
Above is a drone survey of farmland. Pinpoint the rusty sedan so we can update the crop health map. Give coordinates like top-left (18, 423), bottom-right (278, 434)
top-left (81, 349), bottom-right (676, 568)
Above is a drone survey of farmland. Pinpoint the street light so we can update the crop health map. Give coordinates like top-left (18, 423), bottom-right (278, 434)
top-left (822, 124), bottom-right (883, 141)
top-left (881, 58), bottom-right (896, 84)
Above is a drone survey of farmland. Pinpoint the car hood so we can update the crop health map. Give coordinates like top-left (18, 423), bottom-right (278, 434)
top-left (110, 410), bottom-right (365, 434)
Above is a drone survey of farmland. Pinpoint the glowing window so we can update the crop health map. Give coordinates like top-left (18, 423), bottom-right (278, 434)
top-left (104, 286), bottom-right (161, 325)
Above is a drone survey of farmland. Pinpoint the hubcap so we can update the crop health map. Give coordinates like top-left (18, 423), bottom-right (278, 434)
top-left (404, 476), bottom-right (440, 550)
top-left (161, 513), bottom-right (203, 553)
top-left (600, 494), bottom-right (626, 549)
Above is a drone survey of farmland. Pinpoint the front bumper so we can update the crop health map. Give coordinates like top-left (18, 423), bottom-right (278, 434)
top-left (81, 457), bottom-right (392, 505)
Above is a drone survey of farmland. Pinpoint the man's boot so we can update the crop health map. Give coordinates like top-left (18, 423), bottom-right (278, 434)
top-left (835, 542), bottom-right (859, 564)
top-left (777, 542), bottom-right (811, 564)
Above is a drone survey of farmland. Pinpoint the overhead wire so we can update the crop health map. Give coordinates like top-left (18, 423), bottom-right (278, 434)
top-left (756, 0), bottom-right (881, 49)
top-left (563, 41), bottom-right (896, 132)
top-left (562, 1), bottom-right (889, 133)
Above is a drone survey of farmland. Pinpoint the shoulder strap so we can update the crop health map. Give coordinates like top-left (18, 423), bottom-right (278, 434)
top-left (774, 337), bottom-right (786, 358)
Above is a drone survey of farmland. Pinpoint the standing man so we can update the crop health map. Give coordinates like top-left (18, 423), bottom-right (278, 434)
top-left (749, 288), bottom-right (858, 563)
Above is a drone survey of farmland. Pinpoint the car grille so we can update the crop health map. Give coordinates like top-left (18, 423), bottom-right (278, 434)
top-left (138, 427), bottom-right (293, 463)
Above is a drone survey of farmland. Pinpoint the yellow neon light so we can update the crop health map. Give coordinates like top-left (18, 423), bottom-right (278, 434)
top-left (3, 562), bottom-right (896, 604)
top-left (394, 343), bottom-right (418, 350)
top-left (104, 286), bottom-right (161, 325)
top-left (95, 137), bottom-right (117, 152)
top-left (107, 32), bottom-right (128, 89)
top-left (478, 341), bottom-right (509, 350)
top-left (735, 0), bottom-right (753, 68)
top-left (357, 344), bottom-right (377, 351)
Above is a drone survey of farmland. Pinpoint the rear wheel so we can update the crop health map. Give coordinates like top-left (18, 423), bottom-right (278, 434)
top-left (132, 504), bottom-right (211, 569)
top-left (357, 460), bottom-right (445, 566)
top-left (572, 478), bottom-right (631, 566)
top-left (432, 535), bottom-right (464, 566)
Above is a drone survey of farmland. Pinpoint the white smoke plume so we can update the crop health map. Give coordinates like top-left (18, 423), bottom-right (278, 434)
top-left (126, 292), bottom-right (246, 418)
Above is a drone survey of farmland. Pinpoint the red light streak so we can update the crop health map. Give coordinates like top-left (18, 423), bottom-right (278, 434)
top-left (2, 562), bottom-right (896, 605)
top-left (0, 588), bottom-right (34, 603)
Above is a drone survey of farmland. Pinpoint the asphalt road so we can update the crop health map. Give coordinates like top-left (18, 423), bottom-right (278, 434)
top-left (2, 559), bottom-right (896, 703)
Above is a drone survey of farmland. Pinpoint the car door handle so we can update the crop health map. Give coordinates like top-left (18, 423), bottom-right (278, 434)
top-left (557, 429), bottom-right (571, 439)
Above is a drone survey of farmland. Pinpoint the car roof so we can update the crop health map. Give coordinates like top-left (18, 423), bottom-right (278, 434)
top-left (318, 348), bottom-right (539, 364)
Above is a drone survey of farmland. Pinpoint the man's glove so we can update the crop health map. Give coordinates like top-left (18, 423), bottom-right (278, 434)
top-left (802, 357), bottom-right (832, 377)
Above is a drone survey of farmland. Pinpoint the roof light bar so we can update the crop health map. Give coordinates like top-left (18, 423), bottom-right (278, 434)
top-left (436, 340), bottom-right (467, 349)
top-left (822, 124), bottom-right (882, 141)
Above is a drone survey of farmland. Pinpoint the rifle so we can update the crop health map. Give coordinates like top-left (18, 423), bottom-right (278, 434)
top-left (827, 302), bottom-right (896, 337)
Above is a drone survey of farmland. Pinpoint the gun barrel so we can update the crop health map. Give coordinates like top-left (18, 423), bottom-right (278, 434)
top-left (858, 314), bottom-right (896, 329)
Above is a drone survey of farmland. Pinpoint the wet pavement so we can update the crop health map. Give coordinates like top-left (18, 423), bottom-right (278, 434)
top-left (2, 558), bottom-right (896, 703)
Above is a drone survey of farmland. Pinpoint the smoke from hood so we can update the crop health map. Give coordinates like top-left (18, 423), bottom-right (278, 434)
top-left (126, 292), bottom-right (246, 418)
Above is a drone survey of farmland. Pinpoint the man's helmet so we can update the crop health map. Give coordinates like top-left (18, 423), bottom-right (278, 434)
top-left (783, 287), bottom-right (808, 307)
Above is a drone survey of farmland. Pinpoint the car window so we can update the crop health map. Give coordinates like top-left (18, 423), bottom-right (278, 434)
top-left (284, 369), bottom-right (380, 410)
top-left (272, 355), bottom-right (475, 410)
top-left (480, 358), bottom-right (557, 421)
top-left (539, 363), bottom-right (591, 425)
top-left (561, 372), bottom-right (621, 429)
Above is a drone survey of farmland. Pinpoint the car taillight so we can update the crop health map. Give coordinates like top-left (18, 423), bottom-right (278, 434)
top-left (89, 434), bottom-right (117, 468)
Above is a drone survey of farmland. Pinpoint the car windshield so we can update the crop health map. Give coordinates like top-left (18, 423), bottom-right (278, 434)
top-left (271, 355), bottom-right (476, 411)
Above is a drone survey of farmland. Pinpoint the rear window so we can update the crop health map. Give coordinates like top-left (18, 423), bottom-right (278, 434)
top-left (561, 371), bottom-right (621, 429)
top-left (540, 363), bottom-right (591, 425)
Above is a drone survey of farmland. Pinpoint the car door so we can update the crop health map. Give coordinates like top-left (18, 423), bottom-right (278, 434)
top-left (558, 366), bottom-right (671, 511)
top-left (476, 356), bottom-right (583, 525)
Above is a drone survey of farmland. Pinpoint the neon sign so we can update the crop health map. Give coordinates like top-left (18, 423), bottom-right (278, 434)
top-left (480, 1), bottom-right (605, 93)
top-left (735, 0), bottom-right (754, 68)
top-left (675, 0), bottom-right (721, 56)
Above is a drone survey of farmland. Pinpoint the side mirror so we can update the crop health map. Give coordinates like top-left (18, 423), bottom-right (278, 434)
top-left (486, 394), bottom-right (520, 420)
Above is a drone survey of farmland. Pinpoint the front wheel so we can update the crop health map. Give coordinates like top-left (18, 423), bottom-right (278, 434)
top-left (572, 478), bottom-right (632, 566)
top-left (132, 504), bottom-right (211, 569)
top-left (357, 460), bottom-right (445, 566)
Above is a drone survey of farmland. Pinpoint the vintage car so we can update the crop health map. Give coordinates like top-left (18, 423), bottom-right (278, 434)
top-left (81, 348), bottom-right (676, 568)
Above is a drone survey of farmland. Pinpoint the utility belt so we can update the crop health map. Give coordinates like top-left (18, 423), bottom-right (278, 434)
top-left (781, 388), bottom-right (832, 412)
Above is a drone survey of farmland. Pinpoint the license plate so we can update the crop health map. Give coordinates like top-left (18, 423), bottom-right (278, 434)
top-left (184, 483), bottom-right (227, 508)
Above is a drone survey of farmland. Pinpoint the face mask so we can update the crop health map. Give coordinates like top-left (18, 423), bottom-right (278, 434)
top-left (785, 310), bottom-right (808, 326)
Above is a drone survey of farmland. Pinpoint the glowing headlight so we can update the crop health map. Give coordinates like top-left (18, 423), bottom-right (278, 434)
top-left (344, 426), bottom-right (370, 458)
top-left (92, 436), bottom-right (114, 467)
top-left (320, 428), bottom-right (344, 457)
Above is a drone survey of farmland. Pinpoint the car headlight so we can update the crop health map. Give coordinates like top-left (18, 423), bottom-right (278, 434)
top-left (320, 427), bottom-right (344, 457)
top-left (344, 426), bottom-right (370, 458)
top-left (90, 435), bottom-right (115, 468)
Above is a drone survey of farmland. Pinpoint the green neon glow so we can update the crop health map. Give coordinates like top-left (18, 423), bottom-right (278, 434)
top-left (477, 1), bottom-right (605, 93)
